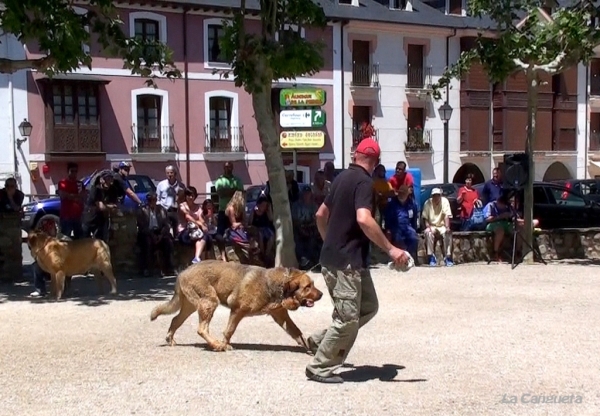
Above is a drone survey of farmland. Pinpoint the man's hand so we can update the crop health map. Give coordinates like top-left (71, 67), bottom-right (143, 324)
top-left (388, 246), bottom-right (409, 266)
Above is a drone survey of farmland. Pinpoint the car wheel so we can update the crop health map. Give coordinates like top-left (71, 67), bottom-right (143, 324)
top-left (36, 214), bottom-right (61, 237)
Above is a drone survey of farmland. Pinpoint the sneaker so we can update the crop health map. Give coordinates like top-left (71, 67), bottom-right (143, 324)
top-left (428, 255), bottom-right (437, 267)
top-left (29, 291), bottom-right (46, 298)
top-left (191, 257), bottom-right (201, 264)
top-left (444, 258), bottom-right (454, 267)
top-left (305, 368), bottom-right (344, 384)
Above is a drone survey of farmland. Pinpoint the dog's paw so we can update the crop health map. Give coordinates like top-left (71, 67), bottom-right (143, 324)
top-left (165, 336), bottom-right (176, 346)
top-left (212, 342), bottom-right (232, 352)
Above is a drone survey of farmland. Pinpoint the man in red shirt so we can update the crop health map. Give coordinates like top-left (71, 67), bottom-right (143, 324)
top-left (58, 162), bottom-right (85, 239)
top-left (388, 161), bottom-right (414, 191)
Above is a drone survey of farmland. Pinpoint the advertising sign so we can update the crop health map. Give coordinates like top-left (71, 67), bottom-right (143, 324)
top-left (279, 131), bottom-right (325, 149)
top-left (279, 109), bottom-right (326, 128)
top-left (279, 88), bottom-right (327, 107)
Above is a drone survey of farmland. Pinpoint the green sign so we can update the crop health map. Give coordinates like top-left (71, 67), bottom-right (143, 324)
top-left (280, 88), bottom-right (327, 107)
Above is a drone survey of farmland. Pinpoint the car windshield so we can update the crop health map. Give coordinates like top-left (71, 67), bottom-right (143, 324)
top-left (127, 175), bottom-right (156, 193)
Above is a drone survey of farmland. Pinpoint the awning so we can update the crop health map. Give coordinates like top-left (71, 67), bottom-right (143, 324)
top-left (37, 73), bottom-right (111, 84)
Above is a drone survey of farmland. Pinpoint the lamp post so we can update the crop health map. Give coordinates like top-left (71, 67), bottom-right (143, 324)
top-left (17, 118), bottom-right (33, 148)
top-left (438, 102), bottom-right (453, 183)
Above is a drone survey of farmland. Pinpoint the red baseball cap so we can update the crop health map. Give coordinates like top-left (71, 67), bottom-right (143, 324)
top-left (355, 138), bottom-right (381, 158)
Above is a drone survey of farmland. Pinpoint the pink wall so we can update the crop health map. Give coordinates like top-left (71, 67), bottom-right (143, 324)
top-left (25, 9), bottom-right (334, 76)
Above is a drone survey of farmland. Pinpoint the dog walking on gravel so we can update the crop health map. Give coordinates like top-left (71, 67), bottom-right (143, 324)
top-left (150, 260), bottom-right (322, 352)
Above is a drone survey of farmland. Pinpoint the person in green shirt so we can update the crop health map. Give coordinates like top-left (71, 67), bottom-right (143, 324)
top-left (215, 161), bottom-right (244, 237)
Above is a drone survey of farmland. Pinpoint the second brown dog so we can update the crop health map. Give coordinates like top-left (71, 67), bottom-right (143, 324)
top-left (150, 260), bottom-right (322, 352)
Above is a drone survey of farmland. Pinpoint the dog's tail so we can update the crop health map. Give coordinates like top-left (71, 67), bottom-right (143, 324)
top-left (150, 281), bottom-right (181, 321)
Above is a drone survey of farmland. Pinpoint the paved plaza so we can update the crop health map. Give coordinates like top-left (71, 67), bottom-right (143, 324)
top-left (1, 263), bottom-right (599, 416)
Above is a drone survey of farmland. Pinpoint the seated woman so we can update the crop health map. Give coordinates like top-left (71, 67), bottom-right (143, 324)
top-left (177, 186), bottom-right (209, 264)
top-left (224, 190), bottom-right (249, 248)
top-left (248, 196), bottom-right (275, 263)
top-left (200, 198), bottom-right (219, 260)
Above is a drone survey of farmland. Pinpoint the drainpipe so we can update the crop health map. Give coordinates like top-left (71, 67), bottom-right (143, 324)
top-left (183, 7), bottom-right (191, 184)
top-left (341, 20), bottom-right (347, 168)
top-left (444, 28), bottom-right (457, 183)
top-left (585, 64), bottom-right (589, 179)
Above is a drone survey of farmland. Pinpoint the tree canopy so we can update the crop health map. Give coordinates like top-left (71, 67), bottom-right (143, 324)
top-left (0, 0), bottom-right (179, 83)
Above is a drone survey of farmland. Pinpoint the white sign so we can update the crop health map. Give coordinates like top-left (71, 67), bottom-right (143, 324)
top-left (279, 110), bottom-right (324, 128)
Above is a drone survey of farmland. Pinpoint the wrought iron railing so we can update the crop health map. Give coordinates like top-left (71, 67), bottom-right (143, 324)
top-left (406, 66), bottom-right (433, 89)
top-left (131, 124), bottom-right (175, 153)
top-left (348, 127), bottom-right (379, 150)
top-left (204, 125), bottom-right (245, 152)
top-left (405, 128), bottom-right (433, 152)
top-left (351, 62), bottom-right (380, 87)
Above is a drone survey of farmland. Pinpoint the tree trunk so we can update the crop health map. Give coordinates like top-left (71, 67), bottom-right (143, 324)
top-left (251, 85), bottom-right (298, 268)
top-left (523, 68), bottom-right (538, 264)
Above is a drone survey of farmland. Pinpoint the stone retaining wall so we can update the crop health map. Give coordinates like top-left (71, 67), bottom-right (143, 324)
top-left (371, 228), bottom-right (600, 265)
top-left (0, 213), bottom-right (23, 281)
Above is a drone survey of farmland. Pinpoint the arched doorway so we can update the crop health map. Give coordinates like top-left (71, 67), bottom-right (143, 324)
top-left (543, 162), bottom-right (572, 181)
top-left (452, 163), bottom-right (485, 184)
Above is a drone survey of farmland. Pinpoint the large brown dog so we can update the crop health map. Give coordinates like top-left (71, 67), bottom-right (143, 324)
top-left (27, 230), bottom-right (117, 300)
top-left (150, 260), bottom-right (322, 352)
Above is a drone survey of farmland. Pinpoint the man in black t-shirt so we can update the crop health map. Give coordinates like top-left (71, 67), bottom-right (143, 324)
top-left (305, 139), bottom-right (408, 384)
top-left (111, 161), bottom-right (143, 207)
top-left (82, 174), bottom-right (117, 242)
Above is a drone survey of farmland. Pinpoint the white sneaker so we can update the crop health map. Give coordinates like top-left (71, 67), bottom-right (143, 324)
top-left (29, 291), bottom-right (46, 298)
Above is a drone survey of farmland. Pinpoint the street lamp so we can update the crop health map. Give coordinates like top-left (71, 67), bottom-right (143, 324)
top-left (17, 118), bottom-right (33, 148)
top-left (438, 102), bottom-right (453, 183)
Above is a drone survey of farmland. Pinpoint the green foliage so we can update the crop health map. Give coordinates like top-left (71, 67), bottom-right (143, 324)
top-left (217, 0), bottom-right (327, 93)
top-left (0, 0), bottom-right (180, 84)
top-left (432, 0), bottom-right (600, 99)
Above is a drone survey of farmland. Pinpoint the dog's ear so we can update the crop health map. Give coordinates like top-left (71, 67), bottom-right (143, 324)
top-left (284, 275), bottom-right (300, 298)
top-left (27, 232), bottom-right (38, 248)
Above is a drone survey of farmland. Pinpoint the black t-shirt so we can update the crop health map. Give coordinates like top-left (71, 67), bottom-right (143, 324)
top-left (0, 189), bottom-right (24, 213)
top-left (106, 174), bottom-right (128, 204)
top-left (319, 164), bottom-right (374, 269)
top-left (83, 185), bottom-right (108, 224)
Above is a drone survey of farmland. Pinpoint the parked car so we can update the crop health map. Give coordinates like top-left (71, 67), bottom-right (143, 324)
top-left (244, 183), bottom-right (310, 217)
top-left (21, 172), bottom-right (156, 232)
top-left (551, 179), bottom-right (600, 204)
top-left (473, 181), bottom-right (600, 229)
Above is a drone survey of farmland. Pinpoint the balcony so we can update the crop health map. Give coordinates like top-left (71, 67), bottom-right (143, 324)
top-left (349, 127), bottom-right (379, 152)
top-left (350, 62), bottom-right (380, 99)
top-left (46, 125), bottom-right (105, 161)
top-left (204, 125), bottom-right (246, 161)
top-left (406, 66), bottom-right (433, 91)
top-left (131, 124), bottom-right (176, 161)
top-left (404, 128), bottom-right (433, 152)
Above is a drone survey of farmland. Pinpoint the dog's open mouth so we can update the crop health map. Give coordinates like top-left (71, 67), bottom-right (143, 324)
top-left (303, 299), bottom-right (315, 308)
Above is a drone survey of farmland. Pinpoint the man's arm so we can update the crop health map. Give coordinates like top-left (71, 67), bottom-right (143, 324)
top-left (421, 201), bottom-right (431, 229)
top-left (315, 203), bottom-right (329, 240)
top-left (442, 198), bottom-right (452, 229)
top-left (354, 181), bottom-right (394, 253)
top-left (125, 187), bottom-right (142, 205)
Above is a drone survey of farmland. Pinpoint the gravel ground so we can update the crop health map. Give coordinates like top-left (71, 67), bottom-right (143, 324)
top-left (1, 262), bottom-right (599, 416)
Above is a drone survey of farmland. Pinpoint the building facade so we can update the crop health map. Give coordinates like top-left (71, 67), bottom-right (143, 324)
top-left (0, 32), bottom-right (31, 194)
top-left (24, 1), bottom-right (339, 195)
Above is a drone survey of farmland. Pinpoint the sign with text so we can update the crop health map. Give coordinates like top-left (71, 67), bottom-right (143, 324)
top-left (279, 109), bottom-right (326, 128)
top-left (280, 131), bottom-right (325, 149)
top-left (279, 88), bottom-right (327, 107)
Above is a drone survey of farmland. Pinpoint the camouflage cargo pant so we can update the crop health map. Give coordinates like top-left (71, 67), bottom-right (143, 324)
top-left (305, 266), bottom-right (379, 378)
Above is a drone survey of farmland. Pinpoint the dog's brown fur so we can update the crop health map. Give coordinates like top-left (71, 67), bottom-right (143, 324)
top-left (27, 230), bottom-right (117, 300)
top-left (150, 260), bottom-right (322, 352)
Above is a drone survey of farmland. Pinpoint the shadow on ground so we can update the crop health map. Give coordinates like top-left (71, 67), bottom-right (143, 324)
top-left (160, 342), bottom-right (307, 353)
top-left (0, 264), bottom-right (176, 306)
top-left (340, 364), bottom-right (427, 383)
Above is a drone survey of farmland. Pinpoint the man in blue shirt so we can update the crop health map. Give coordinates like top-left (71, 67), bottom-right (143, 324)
top-left (481, 168), bottom-right (503, 205)
top-left (384, 185), bottom-right (419, 261)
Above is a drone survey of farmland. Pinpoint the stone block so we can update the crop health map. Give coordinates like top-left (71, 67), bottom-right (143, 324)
top-left (0, 213), bottom-right (23, 281)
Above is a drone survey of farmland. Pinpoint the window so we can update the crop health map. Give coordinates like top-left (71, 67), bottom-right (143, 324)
top-left (207, 24), bottom-right (226, 63)
top-left (209, 96), bottom-right (232, 138)
top-left (533, 186), bottom-right (549, 204)
top-left (579, 182), bottom-right (600, 196)
top-left (72, 7), bottom-right (90, 54)
top-left (548, 187), bottom-right (587, 207)
top-left (53, 83), bottom-right (98, 127)
top-left (127, 175), bottom-right (156, 194)
top-left (135, 19), bottom-right (159, 42)
top-left (275, 24), bottom-right (306, 42)
top-left (136, 95), bottom-right (162, 150)
top-left (389, 0), bottom-right (406, 9)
